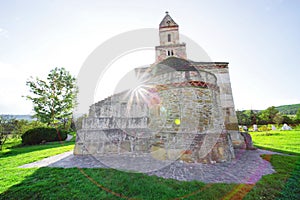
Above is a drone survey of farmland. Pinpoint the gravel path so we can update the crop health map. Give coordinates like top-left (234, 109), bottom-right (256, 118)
top-left (19, 149), bottom-right (284, 184)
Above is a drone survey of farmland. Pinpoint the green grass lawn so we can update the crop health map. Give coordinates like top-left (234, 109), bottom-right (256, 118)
top-left (0, 134), bottom-right (299, 200)
top-left (250, 130), bottom-right (300, 155)
top-left (0, 139), bottom-right (75, 195)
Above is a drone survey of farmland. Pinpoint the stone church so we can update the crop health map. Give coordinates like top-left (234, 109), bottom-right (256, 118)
top-left (74, 12), bottom-right (245, 164)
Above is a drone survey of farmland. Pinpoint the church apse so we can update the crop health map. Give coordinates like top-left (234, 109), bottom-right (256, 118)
top-left (74, 12), bottom-right (244, 164)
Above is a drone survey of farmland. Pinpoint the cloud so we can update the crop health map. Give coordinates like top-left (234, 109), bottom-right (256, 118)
top-left (0, 28), bottom-right (9, 38)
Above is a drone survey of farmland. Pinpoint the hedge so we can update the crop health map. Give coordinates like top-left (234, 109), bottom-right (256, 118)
top-left (21, 127), bottom-right (68, 145)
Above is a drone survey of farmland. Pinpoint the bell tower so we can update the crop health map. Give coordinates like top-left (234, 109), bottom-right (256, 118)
top-left (155, 11), bottom-right (187, 62)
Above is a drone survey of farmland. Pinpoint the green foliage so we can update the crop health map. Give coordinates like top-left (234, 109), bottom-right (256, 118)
top-left (11, 120), bottom-right (47, 138)
top-left (0, 117), bottom-right (17, 150)
top-left (257, 125), bottom-right (271, 132)
top-left (273, 113), bottom-right (284, 125)
top-left (293, 124), bottom-right (300, 130)
top-left (236, 110), bottom-right (251, 125)
top-left (236, 110), bottom-right (257, 125)
top-left (275, 104), bottom-right (300, 115)
top-left (259, 106), bottom-right (279, 124)
top-left (296, 108), bottom-right (300, 120)
top-left (21, 127), bottom-right (68, 145)
top-left (25, 67), bottom-right (78, 126)
top-left (237, 105), bottom-right (299, 125)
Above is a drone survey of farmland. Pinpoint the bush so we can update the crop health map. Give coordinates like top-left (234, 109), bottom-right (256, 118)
top-left (12, 120), bottom-right (47, 138)
top-left (258, 125), bottom-right (271, 132)
top-left (21, 127), bottom-right (68, 145)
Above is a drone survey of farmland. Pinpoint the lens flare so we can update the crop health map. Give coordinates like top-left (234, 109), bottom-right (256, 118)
top-left (174, 118), bottom-right (181, 125)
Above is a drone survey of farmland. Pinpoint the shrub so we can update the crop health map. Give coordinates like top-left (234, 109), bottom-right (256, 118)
top-left (258, 125), bottom-right (271, 132)
top-left (12, 120), bottom-right (47, 138)
top-left (21, 127), bottom-right (68, 145)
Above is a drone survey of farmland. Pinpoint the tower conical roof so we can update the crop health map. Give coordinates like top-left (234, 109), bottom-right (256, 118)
top-left (159, 11), bottom-right (178, 28)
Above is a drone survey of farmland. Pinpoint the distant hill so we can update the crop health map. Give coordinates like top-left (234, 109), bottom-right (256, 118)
top-left (0, 115), bottom-right (35, 121)
top-left (275, 104), bottom-right (300, 115)
top-left (237, 104), bottom-right (300, 115)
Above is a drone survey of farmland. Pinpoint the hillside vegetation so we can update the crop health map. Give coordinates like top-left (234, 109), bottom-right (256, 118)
top-left (275, 104), bottom-right (300, 115)
top-left (237, 104), bottom-right (300, 126)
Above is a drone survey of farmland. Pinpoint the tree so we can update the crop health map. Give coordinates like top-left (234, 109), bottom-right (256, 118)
top-left (236, 110), bottom-right (251, 126)
top-left (282, 115), bottom-right (294, 124)
top-left (273, 113), bottom-right (284, 125)
top-left (25, 67), bottom-right (77, 126)
top-left (296, 109), bottom-right (300, 121)
top-left (259, 106), bottom-right (279, 124)
top-left (0, 117), bottom-right (16, 150)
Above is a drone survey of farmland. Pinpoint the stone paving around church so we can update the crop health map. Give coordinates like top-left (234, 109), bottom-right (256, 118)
top-left (20, 149), bottom-right (284, 184)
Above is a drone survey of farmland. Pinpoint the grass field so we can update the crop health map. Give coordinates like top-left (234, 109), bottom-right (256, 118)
top-left (250, 130), bottom-right (300, 155)
top-left (0, 139), bottom-right (75, 195)
top-left (0, 133), bottom-right (299, 199)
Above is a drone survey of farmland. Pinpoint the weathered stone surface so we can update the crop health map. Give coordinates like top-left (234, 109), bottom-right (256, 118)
top-left (74, 65), bottom-right (235, 163)
top-left (74, 12), bottom-right (241, 164)
top-left (240, 132), bottom-right (257, 150)
top-left (194, 65), bottom-right (244, 148)
top-left (229, 131), bottom-right (246, 148)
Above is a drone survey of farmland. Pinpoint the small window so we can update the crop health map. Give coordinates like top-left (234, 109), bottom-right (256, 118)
top-left (168, 34), bottom-right (171, 42)
top-left (167, 50), bottom-right (170, 56)
top-left (171, 50), bottom-right (174, 55)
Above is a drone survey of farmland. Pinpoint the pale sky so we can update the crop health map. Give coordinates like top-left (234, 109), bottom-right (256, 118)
top-left (0, 0), bottom-right (299, 115)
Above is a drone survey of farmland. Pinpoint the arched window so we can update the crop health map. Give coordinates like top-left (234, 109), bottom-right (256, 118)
top-left (166, 50), bottom-right (174, 57)
top-left (168, 34), bottom-right (171, 42)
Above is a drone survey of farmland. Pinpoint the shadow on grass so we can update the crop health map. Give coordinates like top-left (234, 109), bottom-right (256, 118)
top-left (243, 155), bottom-right (300, 200)
top-left (1, 155), bottom-right (300, 200)
top-left (254, 145), bottom-right (300, 156)
top-left (1, 150), bottom-right (299, 200)
top-left (276, 158), bottom-right (300, 200)
top-left (0, 167), bottom-right (238, 200)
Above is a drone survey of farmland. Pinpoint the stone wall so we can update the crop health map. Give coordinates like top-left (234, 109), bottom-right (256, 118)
top-left (194, 63), bottom-right (245, 148)
top-left (155, 44), bottom-right (187, 62)
top-left (74, 65), bottom-right (235, 163)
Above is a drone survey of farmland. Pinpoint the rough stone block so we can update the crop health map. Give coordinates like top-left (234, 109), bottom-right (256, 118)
top-left (166, 149), bottom-right (183, 160)
top-left (150, 146), bottom-right (167, 160)
top-left (104, 142), bottom-right (118, 153)
top-left (120, 141), bottom-right (131, 152)
top-left (180, 150), bottom-right (194, 163)
top-left (225, 123), bottom-right (239, 131)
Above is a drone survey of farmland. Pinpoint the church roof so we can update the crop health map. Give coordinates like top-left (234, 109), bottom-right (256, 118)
top-left (158, 57), bottom-right (196, 71)
top-left (151, 57), bottom-right (197, 76)
top-left (159, 11), bottom-right (178, 28)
